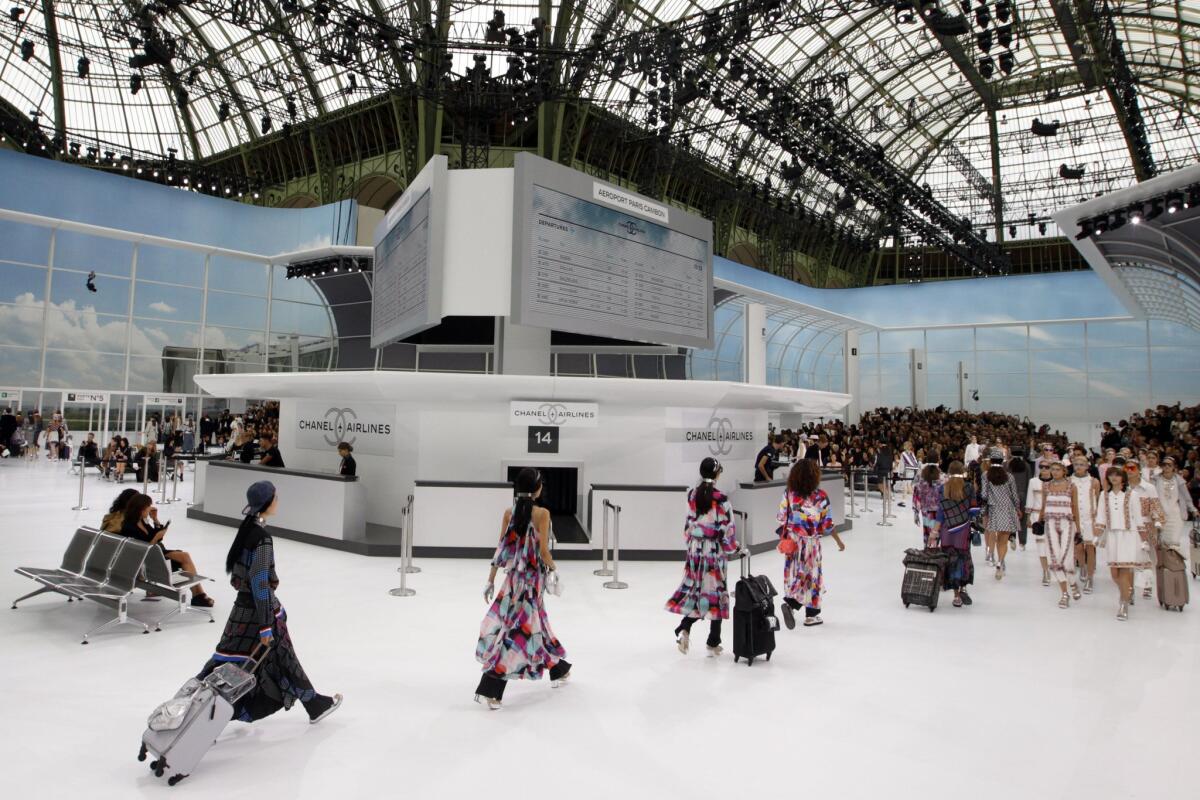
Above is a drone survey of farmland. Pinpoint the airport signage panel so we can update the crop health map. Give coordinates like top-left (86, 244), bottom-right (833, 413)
top-left (144, 394), bottom-right (186, 407)
top-left (666, 409), bottom-right (762, 462)
top-left (509, 401), bottom-right (599, 428)
top-left (294, 401), bottom-right (397, 456)
top-left (65, 391), bottom-right (109, 404)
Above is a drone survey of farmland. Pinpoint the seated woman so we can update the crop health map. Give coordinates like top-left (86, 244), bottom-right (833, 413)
top-left (101, 488), bottom-right (140, 533)
top-left (119, 492), bottom-right (214, 607)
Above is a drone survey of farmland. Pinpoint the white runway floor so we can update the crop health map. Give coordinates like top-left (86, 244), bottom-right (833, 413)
top-left (1, 458), bottom-right (1197, 799)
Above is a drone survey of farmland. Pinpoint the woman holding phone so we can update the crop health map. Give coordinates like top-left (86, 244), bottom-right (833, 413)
top-left (119, 493), bottom-right (213, 607)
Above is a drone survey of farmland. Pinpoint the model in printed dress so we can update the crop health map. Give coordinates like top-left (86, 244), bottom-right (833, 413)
top-left (1026, 462), bottom-right (1052, 585)
top-left (776, 459), bottom-right (845, 629)
top-left (934, 462), bottom-right (976, 608)
top-left (1070, 456), bottom-right (1102, 594)
top-left (666, 458), bottom-right (741, 657)
top-left (1096, 464), bottom-right (1149, 621)
top-left (1040, 461), bottom-right (1082, 608)
top-left (199, 481), bottom-right (343, 724)
top-left (981, 457), bottom-right (1022, 579)
top-left (1126, 461), bottom-right (1165, 600)
top-left (912, 464), bottom-right (943, 547)
top-left (475, 468), bottom-right (570, 710)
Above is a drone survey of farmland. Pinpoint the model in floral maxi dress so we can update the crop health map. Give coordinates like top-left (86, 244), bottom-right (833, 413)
top-left (475, 468), bottom-right (570, 710)
top-left (776, 459), bottom-right (845, 628)
top-left (666, 457), bottom-right (740, 657)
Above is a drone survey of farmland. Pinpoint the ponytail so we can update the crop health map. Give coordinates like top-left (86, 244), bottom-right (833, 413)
top-left (694, 457), bottom-right (722, 513)
top-left (511, 467), bottom-right (542, 535)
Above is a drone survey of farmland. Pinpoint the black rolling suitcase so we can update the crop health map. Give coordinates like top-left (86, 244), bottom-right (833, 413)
top-left (731, 547), bottom-right (780, 666)
top-left (902, 548), bottom-right (949, 612)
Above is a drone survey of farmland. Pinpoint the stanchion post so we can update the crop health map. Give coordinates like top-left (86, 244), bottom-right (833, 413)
top-left (402, 494), bottom-right (420, 573)
top-left (861, 469), bottom-right (872, 513)
top-left (169, 458), bottom-right (180, 504)
top-left (389, 505), bottom-right (415, 597)
top-left (157, 452), bottom-right (168, 501)
top-left (594, 500), bottom-right (614, 577)
top-left (876, 483), bottom-right (894, 527)
top-left (603, 501), bottom-right (628, 589)
top-left (845, 471), bottom-right (858, 519)
top-left (141, 454), bottom-right (150, 495)
top-left (71, 456), bottom-right (88, 511)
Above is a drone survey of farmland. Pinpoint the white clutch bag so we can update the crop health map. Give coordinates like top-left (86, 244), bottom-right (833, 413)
top-left (545, 570), bottom-right (563, 597)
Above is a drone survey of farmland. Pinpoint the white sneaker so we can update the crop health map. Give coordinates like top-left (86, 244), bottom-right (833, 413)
top-left (474, 695), bottom-right (502, 710)
top-left (706, 645), bottom-right (723, 658)
top-left (676, 630), bottom-right (690, 655)
top-left (551, 670), bottom-right (571, 688)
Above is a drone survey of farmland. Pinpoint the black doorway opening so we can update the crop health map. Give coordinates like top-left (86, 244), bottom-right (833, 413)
top-left (505, 465), bottom-right (588, 543)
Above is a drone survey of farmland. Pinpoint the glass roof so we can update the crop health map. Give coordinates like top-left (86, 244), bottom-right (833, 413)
top-left (1, 1), bottom-right (1197, 241)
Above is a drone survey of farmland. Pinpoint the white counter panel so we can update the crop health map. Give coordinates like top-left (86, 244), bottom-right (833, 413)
top-left (412, 483), bottom-right (513, 552)
top-left (587, 487), bottom-right (690, 553)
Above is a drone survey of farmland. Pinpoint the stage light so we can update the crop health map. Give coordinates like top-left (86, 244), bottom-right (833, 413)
top-left (1129, 205), bottom-right (1144, 225)
top-left (1188, 186), bottom-right (1200, 208)
top-left (978, 56), bottom-right (994, 78)
top-left (77, 57), bottom-right (90, 79)
top-left (68, 141), bottom-right (80, 157)
top-left (918, 0), bottom-right (937, 18)
top-left (130, 73), bottom-right (143, 95)
top-left (20, 39), bottom-right (34, 62)
top-left (287, 97), bottom-right (297, 120)
top-left (1031, 118), bottom-right (1059, 136)
top-left (975, 1), bottom-right (990, 28)
top-left (1092, 216), bottom-right (1109, 235)
top-left (977, 30), bottom-right (992, 53)
top-left (9, 7), bottom-right (24, 22)
top-left (996, 1), bottom-right (1011, 23)
top-left (1037, 222), bottom-right (1047, 235)
top-left (996, 24), bottom-right (1012, 48)
top-left (895, 1), bottom-right (916, 24)
top-left (1109, 210), bottom-right (1126, 231)
top-left (1008, 225), bottom-right (1017, 237)
top-left (998, 51), bottom-right (1014, 75)
top-left (261, 115), bottom-right (272, 134)
top-left (218, 101), bottom-right (230, 122)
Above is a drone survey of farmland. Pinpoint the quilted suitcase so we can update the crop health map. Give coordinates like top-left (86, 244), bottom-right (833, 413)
top-left (1190, 523), bottom-right (1200, 580)
top-left (731, 547), bottom-right (779, 666)
top-left (902, 548), bottom-right (948, 612)
top-left (138, 647), bottom-right (266, 786)
top-left (1156, 546), bottom-right (1189, 612)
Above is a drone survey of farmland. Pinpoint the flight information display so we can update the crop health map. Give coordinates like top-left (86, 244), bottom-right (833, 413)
top-left (512, 154), bottom-right (713, 349)
top-left (371, 156), bottom-right (446, 349)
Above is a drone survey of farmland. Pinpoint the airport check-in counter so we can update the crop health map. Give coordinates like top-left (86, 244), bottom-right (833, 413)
top-left (735, 469), bottom-right (848, 552)
top-left (412, 480), bottom-right (515, 557)
top-left (587, 484), bottom-right (690, 559)
top-left (196, 459), bottom-right (365, 542)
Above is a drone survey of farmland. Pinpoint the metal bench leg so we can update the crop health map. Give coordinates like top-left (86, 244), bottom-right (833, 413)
top-left (81, 600), bottom-right (150, 644)
top-left (11, 584), bottom-right (55, 609)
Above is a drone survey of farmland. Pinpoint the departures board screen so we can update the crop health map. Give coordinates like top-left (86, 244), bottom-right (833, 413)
top-left (371, 155), bottom-right (446, 349)
top-left (511, 153), bottom-right (714, 349)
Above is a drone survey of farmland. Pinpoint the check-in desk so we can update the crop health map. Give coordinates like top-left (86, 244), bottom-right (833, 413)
top-left (587, 484), bottom-right (690, 560)
top-left (411, 480), bottom-right (515, 557)
top-left (734, 470), bottom-right (850, 553)
top-left (190, 459), bottom-right (371, 553)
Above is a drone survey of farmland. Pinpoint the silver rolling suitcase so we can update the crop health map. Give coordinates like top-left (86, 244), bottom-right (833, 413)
top-left (139, 646), bottom-right (267, 786)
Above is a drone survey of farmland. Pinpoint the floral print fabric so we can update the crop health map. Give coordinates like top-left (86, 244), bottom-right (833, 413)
top-left (665, 488), bottom-right (739, 621)
top-left (776, 489), bottom-right (834, 609)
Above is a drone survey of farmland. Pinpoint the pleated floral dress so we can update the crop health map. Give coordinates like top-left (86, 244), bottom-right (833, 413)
top-left (665, 488), bottom-right (739, 621)
top-left (777, 489), bottom-right (834, 609)
top-left (475, 510), bottom-right (566, 682)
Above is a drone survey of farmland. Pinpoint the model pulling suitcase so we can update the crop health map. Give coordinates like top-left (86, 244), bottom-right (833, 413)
top-left (902, 548), bottom-right (949, 612)
top-left (1156, 545), bottom-right (1189, 612)
top-left (731, 548), bottom-right (779, 666)
top-left (139, 646), bottom-right (267, 786)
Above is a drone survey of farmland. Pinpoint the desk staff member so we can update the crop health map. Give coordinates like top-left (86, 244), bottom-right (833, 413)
top-left (337, 442), bottom-right (356, 477)
top-left (754, 435), bottom-right (786, 483)
top-left (259, 435), bottom-right (285, 468)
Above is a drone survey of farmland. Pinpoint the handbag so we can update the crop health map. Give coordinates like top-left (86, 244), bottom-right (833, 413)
top-left (776, 490), bottom-right (799, 555)
top-left (545, 569), bottom-right (562, 597)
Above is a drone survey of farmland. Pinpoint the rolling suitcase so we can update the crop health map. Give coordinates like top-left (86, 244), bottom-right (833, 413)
top-left (1156, 545), bottom-right (1189, 612)
top-left (731, 547), bottom-right (779, 666)
top-left (1190, 523), bottom-right (1200, 580)
top-left (139, 646), bottom-right (267, 786)
top-left (902, 548), bottom-right (948, 612)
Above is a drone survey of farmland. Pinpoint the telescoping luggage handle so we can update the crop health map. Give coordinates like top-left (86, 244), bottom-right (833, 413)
top-left (242, 641), bottom-right (272, 674)
top-left (732, 510), bottom-right (752, 579)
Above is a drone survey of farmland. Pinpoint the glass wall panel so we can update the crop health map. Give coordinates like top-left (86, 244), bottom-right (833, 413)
top-left (926, 373), bottom-right (958, 396)
top-left (134, 282), bottom-right (203, 323)
top-left (878, 353), bottom-right (909, 373)
top-left (136, 245), bottom-right (204, 286)
top-left (1150, 372), bottom-right (1200, 404)
top-left (1088, 347), bottom-right (1149, 372)
top-left (1148, 347), bottom-right (1198, 373)
top-left (1149, 320), bottom-right (1200, 347)
top-left (879, 329), bottom-right (924, 352)
top-left (924, 328), bottom-right (969, 351)
top-left (209, 257), bottom-right (268, 296)
top-left (975, 325), bottom-right (1027, 350)
top-left (856, 331), bottom-right (878, 354)
top-left (129, 319), bottom-right (202, 356)
top-left (926, 350), bottom-right (973, 373)
top-left (0, 263), bottom-right (47, 302)
top-left (205, 291), bottom-right (268, 329)
top-left (51, 270), bottom-right (130, 316)
top-left (45, 307), bottom-right (127, 354)
top-left (1086, 320), bottom-right (1147, 348)
top-left (269, 265), bottom-right (323, 302)
top-left (127, 356), bottom-right (200, 393)
top-left (717, 361), bottom-right (742, 381)
top-left (203, 326), bottom-right (265, 356)
top-left (0, 296), bottom-right (45, 347)
top-left (1088, 371), bottom-right (1150, 399)
top-left (976, 349), bottom-right (1027, 373)
top-left (1028, 372), bottom-right (1087, 397)
top-left (269, 299), bottom-right (332, 336)
top-left (1028, 322), bottom-right (1085, 349)
top-left (0, 346), bottom-right (42, 385)
top-left (43, 350), bottom-right (126, 390)
top-left (978, 372), bottom-right (1028, 396)
top-left (879, 372), bottom-right (911, 406)
top-left (0, 219), bottom-right (51, 265)
top-left (1029, 349), bottom-right (1086, 373)
top-left (54, 231), bottom-right (133, 276)
top-left (1033, 397), bottom-right (1089, 420)
top-left (717, 329), bottom-right (743, 361)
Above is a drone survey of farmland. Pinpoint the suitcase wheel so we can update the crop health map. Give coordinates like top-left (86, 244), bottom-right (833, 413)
top-left (928, 605), bottom-right (936, 613)
top-left (137, 743), bottom-right (147, 762)
top-left (746, 657), bottom-right (754, 666)
top-left (904, 602), bottom-right (910, 608)
top-left (168, 774), bottom-right (186, 787)
top-left (153, 761), bottom-right (165, 778)
top-left (732, 656), bottom-right (738, 663)
top-left (766, 652), bottom-right (771, 661)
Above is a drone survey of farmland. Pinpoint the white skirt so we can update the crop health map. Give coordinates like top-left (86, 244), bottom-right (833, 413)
top-left (1104, 527), bottom-right (1150, 569)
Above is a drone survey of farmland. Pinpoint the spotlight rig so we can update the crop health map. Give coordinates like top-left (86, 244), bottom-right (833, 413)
top-left (1074, 184), bottom-right (1200, 241)
top-left (285, 255), bottom-right (372, 280)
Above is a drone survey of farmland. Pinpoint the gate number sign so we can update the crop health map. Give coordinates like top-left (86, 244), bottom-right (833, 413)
top-left (528, 426), bottom-right (559, 454)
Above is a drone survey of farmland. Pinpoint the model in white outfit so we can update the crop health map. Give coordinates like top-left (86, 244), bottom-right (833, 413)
top-left (1128, 466), bottom-right (1165, 599)
top-left (1154, 459), bottom-right (1196, 562)
top-left (1069, 459), bottom-right (1101, 593)
top-left (1040, 462), bottom-right (1081, 608)
top-left (1025, 464), bottom-right (1052, 585)
top-left (964, 436), bottom-right (981, 466)
top-left (1096, 469), bottom-right (1149, 621)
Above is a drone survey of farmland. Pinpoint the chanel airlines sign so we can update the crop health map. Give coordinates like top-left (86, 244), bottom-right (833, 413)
top-left (294, 401), bottom-right (397, 456)
top-left (509, 401), bottom-right (599, 428)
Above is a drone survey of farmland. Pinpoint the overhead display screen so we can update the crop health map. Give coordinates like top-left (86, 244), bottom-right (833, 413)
top-left (512, 153), bottom-right (714, 349)
top-left (371, 155), bottom-right (446, 349)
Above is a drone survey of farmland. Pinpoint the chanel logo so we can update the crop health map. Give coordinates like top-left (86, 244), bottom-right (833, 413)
top-left (617, 220), bottom-right (644, 237)
top-left (707, 413), bottom-right (734, 456)
top-left (535, 403), bottom-right (570, 426)
top-left (323, 407), bottom-right (358, 447)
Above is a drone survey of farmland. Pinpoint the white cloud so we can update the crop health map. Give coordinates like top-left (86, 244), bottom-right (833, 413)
top-left (148, 301), bottom-right (177, 314)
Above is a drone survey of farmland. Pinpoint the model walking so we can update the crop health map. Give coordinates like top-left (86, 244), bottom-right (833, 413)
top-left (776, 459), bottom-right (844, 628)
top-left (912, 464), bottom-right (942, 548)
top-left (1041, 462), bottom-right (1082, 608)
top-left (1070, 456), bottom-right (1101, 593)
top-left (666, 457), bottom-right (740, 657)
top-left (1026, 462), bottom-right (1052, 585)
top-left (982, 457), bottom-right (1021, 579)
top-left (475, 468), bottom-right (570, 710)
top-left (1096, 467), bottom-right (1149, 621)
top-left (198, 481), bottom-right (342, 723)
top-left (935, 462), bottom-right (975, 608)
top-left (1154, 456), bottom-right (1197, 564)
top-left (1127, 462), bottom-right (1165, 600)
